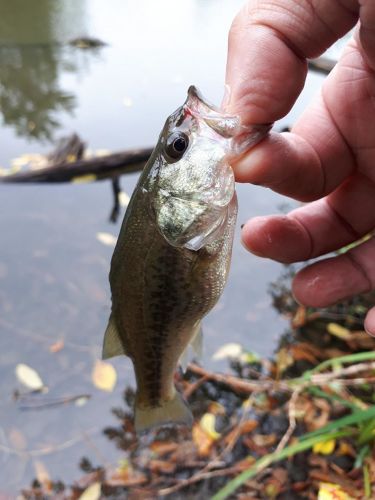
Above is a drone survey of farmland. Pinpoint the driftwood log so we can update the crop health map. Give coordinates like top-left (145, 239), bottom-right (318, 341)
top-left (0, 146), bottom-right (153, 184)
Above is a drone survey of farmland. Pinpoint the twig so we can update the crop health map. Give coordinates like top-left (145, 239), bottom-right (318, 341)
top-left (187, 361), bottom-right (375, 396)
top-left (0, 428), bottom-right (98, 457)
top-left (275, 387), bottom-right (302, 453)
top-left (157, 463), bottom-right (243, 497)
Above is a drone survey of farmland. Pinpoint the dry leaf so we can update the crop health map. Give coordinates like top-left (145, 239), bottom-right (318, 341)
top-left (148, 459), bottom-right (176, 474)
top-left (75, 395), bottom-right (90, 407)
top-left (49, 340), bottom-right (64, 353)
top-left (149, 441), bottom-right (178, 457)
top-left (15, 363), bottom-right (44, 390)
top-left (96, 232), bottom-right (117, 247)
top-left (92, 360), bottom-right (117, 392)
top-left (72, 174), bottom-right (97, 184)
top-left (34, 460), bottom-right (51, 486)
top-left (9, 428), bottom-right (27, 450)
top-left (199, 413), bottom-right (221, 440)
top-left (317, 482), bottom-right (354, 500)
top-left (119, 191), bottom-right (130, 207)
top-left (95, 149), bottom-right (111, 157)
top-left (327, 323), bottom-right (351, 340)
top-left (313, 439), bottom-right (336, 455)
top-left (275, 347), bottom-right (294, 375)
top-left (192, 422), bottom-right (214, 457)
top-left (292, 305), bottom-right (307, 328)
top-left (78, 482), bottom-right (101, 500)
top-left (212, 343), bottom-right (242, 361)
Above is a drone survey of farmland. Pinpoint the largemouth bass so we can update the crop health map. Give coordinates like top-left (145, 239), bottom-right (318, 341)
top-left (103, 86), bottom-right (271, 432)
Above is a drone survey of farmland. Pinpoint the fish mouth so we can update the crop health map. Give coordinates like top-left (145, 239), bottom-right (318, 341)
top-left (184, 85), bottom-right (272, 155)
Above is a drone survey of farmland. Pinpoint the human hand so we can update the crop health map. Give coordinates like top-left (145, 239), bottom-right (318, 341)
top-left (224, 0), bottom-right (375, 334)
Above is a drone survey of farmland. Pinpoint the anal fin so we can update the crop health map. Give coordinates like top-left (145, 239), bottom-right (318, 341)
top-left (102, 313), bottom-right (128, 359)
top-left (178, 321), bottom-right (203, 372)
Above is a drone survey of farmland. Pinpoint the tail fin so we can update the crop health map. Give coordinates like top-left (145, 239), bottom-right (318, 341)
top-left (134, 390), bottom-right (193, 434)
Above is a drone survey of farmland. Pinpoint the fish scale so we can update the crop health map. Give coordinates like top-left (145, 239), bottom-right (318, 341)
top-left (103, 86), bottom-right (271, 433)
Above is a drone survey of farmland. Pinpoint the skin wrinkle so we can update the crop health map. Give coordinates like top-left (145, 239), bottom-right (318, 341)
top-left (288, 213), bottom-right (315, 260)
top-left (325, 197), bottom-right (363, 242)
top-left (320, 82), bottom-right (357, 174)
top-left (344, 250), bottom-right (373, 291)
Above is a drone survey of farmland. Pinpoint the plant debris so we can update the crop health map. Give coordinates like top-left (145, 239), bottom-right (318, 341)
top-left (20, 270), bottom-right (375, 499)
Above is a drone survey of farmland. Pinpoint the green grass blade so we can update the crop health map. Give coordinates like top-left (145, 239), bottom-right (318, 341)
top-left (301, 351), bottom-right (375, 380)
top-left (300, 405), bottom-right (375, 441)
top-left (211, 430), bottom-right (352, 500)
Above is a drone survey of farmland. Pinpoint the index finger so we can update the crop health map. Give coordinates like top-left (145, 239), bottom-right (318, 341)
top-left (224, 0), bottom-right (359, 124)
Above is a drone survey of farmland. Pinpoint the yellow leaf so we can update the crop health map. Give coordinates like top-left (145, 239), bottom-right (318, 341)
top-left (327, 323), bottom-right (351, 340)
top-left (33, 460), bottom-right (50, 485)
top-left (313, 439), bottom-right (336, 455)
top-left (95, 149), bottom-right (111, 157)
top-left (78, 482), bottom-right (101, 500)
top-left (96, 232), bottom-right (117, 247)
top-left (200, 413), bottom-right (221, 440)
top-left (92, 360), bottom-right (117, 392)
top-left (212, 343), bottom-right (243, 361)
top-left (72, 174), bottom-right (97, 184)
top-left (318, 482), bottom-right (354, 500)
top-left (119, 191), bottom-right (130, 207)
top-left (276, 347), bottom-right (294, 374)
top-left (15, 363), bottom-right (44, 390)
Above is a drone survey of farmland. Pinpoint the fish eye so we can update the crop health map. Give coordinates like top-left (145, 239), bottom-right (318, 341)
top-left (164, 132), bottom-right (189, 161)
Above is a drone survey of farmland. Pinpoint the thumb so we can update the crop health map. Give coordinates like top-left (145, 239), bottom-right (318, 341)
top-left (224, 0), bottom-right (358, 124)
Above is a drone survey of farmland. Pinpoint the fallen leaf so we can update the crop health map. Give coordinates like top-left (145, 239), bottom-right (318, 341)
top-left (199, 413), bottom-right (221, 440)
top-left (292, 305), bottom-right (307, 328)
top-left (313, 439), bottom-right (336, 455)
top-left (275, 347), bottom-right (294, 375)
top-left (15, 363), bottom-right (44, 390)
top-left (317, 482), bottom-right (353, 500)
top-left (252, 433), bottom-right (277, 447)
top-left (78, 482), bottom-right (101, 500)
top-left (327, 323), bottom-right (351, 340)
top-left (92, 360), bottom-right (117, 392)
top-left (72, 174), bottom-right (97, 184)
top-left (75, 395), bottom-right (90, 407)
top-left (148, 459), bottom-right (176, 474)
top-left (212, 343), bottom-right (243, 361)
top-left (96, 232), bottom-right (117, 247)
top-left (33, 460), bottom-right (51, 486)
top-left (207, 401), bottom-right (226, 415)
top-left (192, 422), bottom-right (214, 457)
top-left (95, 149), bottom-right (111, 157)
top-left (149, 441), bottom-right (178, 457)
top-left (49, 340), bottom-right (64, 353)
top-left (119, 191), bottom-right (131, 207)
top-left (9, 428), bottom-right (27, 450)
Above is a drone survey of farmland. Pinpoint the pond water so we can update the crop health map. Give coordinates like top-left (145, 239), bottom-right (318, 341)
top-left (0, 0), bottom-right (341, 494)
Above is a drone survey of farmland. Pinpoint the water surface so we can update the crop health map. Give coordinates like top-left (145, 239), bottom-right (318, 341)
top-left (0, 0), bottom-right (335, 493)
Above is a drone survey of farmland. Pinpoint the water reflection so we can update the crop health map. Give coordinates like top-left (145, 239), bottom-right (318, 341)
top-left (0, 46), bottom-right (77, 141)
top-left (0, 0), bottom-right (104, 142)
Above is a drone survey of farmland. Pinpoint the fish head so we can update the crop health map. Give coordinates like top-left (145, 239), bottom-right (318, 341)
top-left (145, 86), bottom-right (271, 251)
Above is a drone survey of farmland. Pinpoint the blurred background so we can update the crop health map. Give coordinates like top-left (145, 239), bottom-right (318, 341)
top-left (0, 0), bottom-right (344, 494)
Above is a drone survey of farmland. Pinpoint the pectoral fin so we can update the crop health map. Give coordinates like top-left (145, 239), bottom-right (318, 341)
top-left (102, 313), bottom-right (128, 359)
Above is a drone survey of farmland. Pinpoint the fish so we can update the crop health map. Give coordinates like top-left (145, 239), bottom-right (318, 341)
top-left (103, 86), bottom-right (271, 433)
